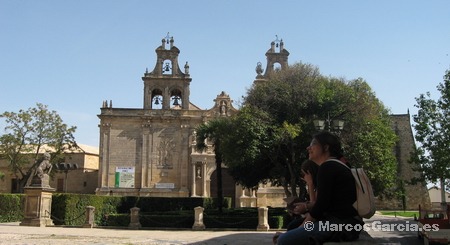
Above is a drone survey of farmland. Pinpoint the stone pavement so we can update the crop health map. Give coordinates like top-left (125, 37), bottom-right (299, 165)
top-left (0, 222), bottom-right (274, 245)
top-left (364, 214), bottom-right (423, 245)
top-left (0, 214), bottom-right (423, 245)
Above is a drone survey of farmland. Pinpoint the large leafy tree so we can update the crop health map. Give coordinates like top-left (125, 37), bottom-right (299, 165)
top-left (220, 106), bottom-right (275, 187)
top-left (221, 106), bottom-right (308, 198)
top-left (237, 63), bottom-right (397, 197)
top-left (0, 103), bottom-right (77, 192)
top-left (412, 69), bottom-right (450, 207)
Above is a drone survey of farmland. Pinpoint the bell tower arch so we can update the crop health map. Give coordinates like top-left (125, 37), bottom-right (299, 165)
top-left (264, 35), bottom-right (289, 77)
top-left (143, 33), bottom-right (192, 110)
top-left (254, 36), bottom-right (290, 85)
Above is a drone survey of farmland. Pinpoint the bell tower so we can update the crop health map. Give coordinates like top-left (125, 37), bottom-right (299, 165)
top-left (265, 35), bottom-right (289, 76)
top-left (143, 33), bottom-right (192, 110)
top-left (254, 36), bottom-right (290, 84)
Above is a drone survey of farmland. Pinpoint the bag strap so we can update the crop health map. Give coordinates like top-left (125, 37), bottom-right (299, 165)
top-left (327, 158), bottom-right (349, 169)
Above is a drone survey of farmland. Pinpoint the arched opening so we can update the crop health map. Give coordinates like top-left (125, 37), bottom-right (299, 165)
top-left (162, 59), bottom-right (172, 75)
top-left (170, 88), bottom-right (182, 109)
top-left (151, 89), bottom-right (163, 109)
top-left (210, 168), bottom-right (236, 207)
top-left (273, 62), bottom-right (282, 72)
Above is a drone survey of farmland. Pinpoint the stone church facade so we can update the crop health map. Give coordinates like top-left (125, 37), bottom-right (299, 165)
top-left (96, 36), bottom-right (238, 199)
top-left (96, 35), bottom-right (430, 210)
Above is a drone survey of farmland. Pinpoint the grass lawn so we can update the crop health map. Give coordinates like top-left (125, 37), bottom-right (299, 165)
top-left (379, 210), bottom-right (419, 218)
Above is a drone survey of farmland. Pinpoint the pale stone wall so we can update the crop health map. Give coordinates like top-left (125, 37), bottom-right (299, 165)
top-left (0, 149), bottom-right (99, 194)
top-left (256, 187), bottom-right (287, 208)
top-left (0, 162), bottom-right (11, 192)
top-left (50, 169), bottom-right (98, 194)
top-left (428, 187), bottom-right (450, 206)
top-left (96, 112), bottom-right (204, 197)
top-left (83, 154), bottom-right (99, 170)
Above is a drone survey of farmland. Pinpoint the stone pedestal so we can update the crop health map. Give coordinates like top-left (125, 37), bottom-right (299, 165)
top-left (20, 175), bottom-right (55, 227)
top-left (83, 206), bottom-right (95, 228)
top-left (192, 206), bottom-right (205, 230)
top-left (256, 207), bottom-right (270, 231)
top-left (128, 207), bottom-right (141, 229)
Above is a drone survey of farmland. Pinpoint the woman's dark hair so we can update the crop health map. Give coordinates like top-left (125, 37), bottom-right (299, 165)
top-left (301, 159), bottom-right (319, 188)
top-left (313, 131), bottom-right (344, 159)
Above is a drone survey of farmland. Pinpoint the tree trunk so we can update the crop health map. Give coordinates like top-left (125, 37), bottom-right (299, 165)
top-left (287, 143), bottom-right (298, 197)
top-left (216, 154), bottom-right (223, 213)
top-left (440, 177), bottom-right (447, 210)
top-left (18, 176), bottom-right (29, 193)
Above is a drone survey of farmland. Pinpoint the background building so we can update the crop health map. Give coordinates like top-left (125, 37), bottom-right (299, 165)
top-left (428, 186), bottom-right (450, 208)
top-left (0, 144), bottom-right (99, 194)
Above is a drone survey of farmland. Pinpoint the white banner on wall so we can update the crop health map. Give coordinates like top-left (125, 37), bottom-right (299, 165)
top-left (115, 167), bottom-right (135, 188)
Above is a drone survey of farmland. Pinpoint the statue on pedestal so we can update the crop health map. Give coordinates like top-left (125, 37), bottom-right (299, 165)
top-left (21, 152), bottom-right (55, 227)
top-left (31, 152), bottom-right (52, 188)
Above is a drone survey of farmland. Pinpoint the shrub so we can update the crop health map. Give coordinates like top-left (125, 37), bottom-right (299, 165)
top-left (139, 214), bottom-right (194, 228)
top-left (51, 194), bottom-right (122, 226)
top-left (0, 194), bottom-right (24, 222)
top-left (103, 213), bottom-right (130, 227)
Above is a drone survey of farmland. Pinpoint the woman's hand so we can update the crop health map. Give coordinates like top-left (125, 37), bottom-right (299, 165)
top-left (292, 202), bottom-right (307, 215)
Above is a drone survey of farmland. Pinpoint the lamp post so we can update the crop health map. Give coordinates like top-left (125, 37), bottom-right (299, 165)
top-left (313, 113), bottom-right (345, 132)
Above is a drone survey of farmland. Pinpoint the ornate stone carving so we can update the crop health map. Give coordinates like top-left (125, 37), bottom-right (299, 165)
top-left (157, 138), bottom-right (175, 169)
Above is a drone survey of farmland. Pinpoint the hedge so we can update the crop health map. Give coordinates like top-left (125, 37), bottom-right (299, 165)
top-left (52, 194), bottom-right (123, 226)
top-left (0, 194), bottom-right (288, 229)
top-left (0, 194), bottom-right (24, 222)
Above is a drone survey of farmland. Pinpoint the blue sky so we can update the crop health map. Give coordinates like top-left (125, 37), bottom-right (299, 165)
top-left (1, 0), bottom-right (449, 147)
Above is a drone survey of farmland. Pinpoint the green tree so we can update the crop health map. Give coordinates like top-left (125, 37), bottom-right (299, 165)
top-left (240, 63), bottom-right (397, 197)
top-left (225, 108), bottom-right (308, 197)
top-left (195, 118), bottom-right (230, 213)
top-left (219, 106), bottom-right (275, 189)
top-left (412, 69), bottom-right (450, 208)
top-left (0, 103), bottom-right (77, 192)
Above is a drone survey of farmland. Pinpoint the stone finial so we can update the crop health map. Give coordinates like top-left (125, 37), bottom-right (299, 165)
top-left (170, 36), bottom-right (174, 48)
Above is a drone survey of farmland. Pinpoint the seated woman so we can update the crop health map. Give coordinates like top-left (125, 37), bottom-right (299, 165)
top-left (273, 160), bottom-right (319, 244)
top-left (286, 159), bottom-right (318, 230)
top-left (276, 131), bottom-right (363, 245)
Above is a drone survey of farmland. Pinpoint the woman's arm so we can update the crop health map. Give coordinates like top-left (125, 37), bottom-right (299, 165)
top-left (300, 212), bottom-right (316, 227)
top-left (302, 169), bottom-right (317, 202)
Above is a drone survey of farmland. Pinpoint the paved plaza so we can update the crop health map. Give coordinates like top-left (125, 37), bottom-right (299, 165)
top-left (0, 214), bottom-right (423, 245)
